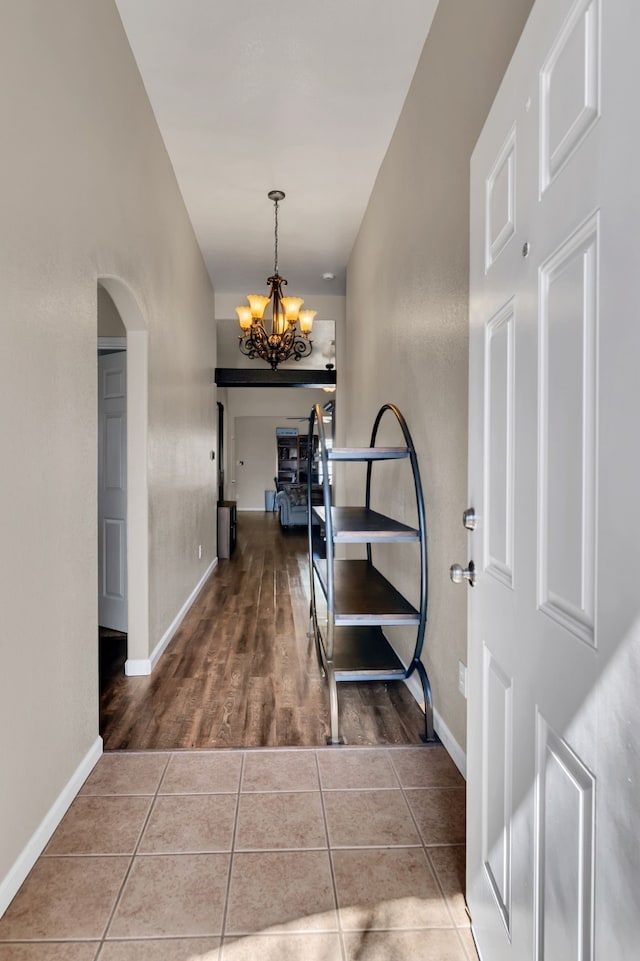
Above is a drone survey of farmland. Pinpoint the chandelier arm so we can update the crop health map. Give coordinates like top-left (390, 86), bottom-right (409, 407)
top-left (291, 335), bottom-right (313, 362)
top-left (239, 321), bottom-right (269, 358)
top-left (240, 328), bottom-right (312, 368)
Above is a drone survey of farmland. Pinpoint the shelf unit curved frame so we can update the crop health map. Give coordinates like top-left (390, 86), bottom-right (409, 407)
top-left (307, 402), bottom-right (434, 744)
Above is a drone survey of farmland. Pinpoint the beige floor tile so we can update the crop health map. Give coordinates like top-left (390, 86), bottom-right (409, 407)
top-left (160, 753), bottom-right (242, 794)
top-left (241, 750), bottom-right (319, 792)
top-left (97, 937), bottom-right (220, 960)
top-left (0, 945), bottom-right (99, 961)
top-left (139, 794), bottom-right (237, 853)
top-left (107, 854), bottom-right (229, 939)
top-left (235, 792), bottom-right (326, 850)
top-left (332, 847), bottom-right (452, 930)
top-left (221, 932), bottom-right (343, 960)
top-left (225, 850), bottom-right (337, 935)
top-left (317, 749), bottom-right (397, 790)
top-left (343, 928), bottom-right (468, 961)
top-left (44, 795), bottom-right (152, 855)
top-left (80, 753), bottom-right (169, 796)
top-left (405, 789), bottom-right (466, 845)
top-left (0, 857), bottom-right (129, 941)
top-left (427, 845), bottom-right (470, 926)
top-left (389, 747), bottom-right (465, 789)
top-left (323, 791), bottom-right (421, 847)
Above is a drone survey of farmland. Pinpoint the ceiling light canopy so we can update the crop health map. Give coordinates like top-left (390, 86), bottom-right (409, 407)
top-left (236, 190), bottom-right (315, 370)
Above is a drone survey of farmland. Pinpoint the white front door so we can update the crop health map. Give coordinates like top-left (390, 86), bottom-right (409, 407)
top-left (467, 1), bottom-right (640, 958)
top-left (98, 349), bottom-right (128, 632)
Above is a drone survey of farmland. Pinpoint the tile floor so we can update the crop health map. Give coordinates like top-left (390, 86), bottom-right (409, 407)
top-left (0, 746), bottom-right (479, 961)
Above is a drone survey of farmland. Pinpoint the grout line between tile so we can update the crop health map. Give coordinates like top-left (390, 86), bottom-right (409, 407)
top-left (315, 750), bottom-right (348, 961)
top-left (403, 785), bottom-right (467, 792)
top-left (423, 846), bottom-right (462, 931)
top-left (95, 750), bottom-right (172, 949)
top-left (422, 840), bottom-right (468, 847)
top-left (317, 785), bottom-right (399, 792)
top-left (232, 845), bottom-right (328, 853)
top-left (218, 749), bottom-right (245, 954)
top-left (238, 787), bottom-right (320, 794)
top-left (338, 922), bottom-right (459, 933)
top-left (384, 747), bottom-right (404, 790)
top-left (399, 781), bottom-right (433, 848)
top-left (397, 774), bottom-right (464, 933)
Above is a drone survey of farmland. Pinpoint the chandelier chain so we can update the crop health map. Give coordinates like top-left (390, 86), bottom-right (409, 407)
top-left (273, 196), bottom-right (279, 274)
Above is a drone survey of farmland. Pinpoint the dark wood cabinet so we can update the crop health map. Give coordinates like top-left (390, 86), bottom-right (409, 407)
top-left (217, 500), bottom-right (237, 558)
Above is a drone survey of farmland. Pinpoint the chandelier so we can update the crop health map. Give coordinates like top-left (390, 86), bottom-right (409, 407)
top-left (236, 190), bottom-right (315, 370)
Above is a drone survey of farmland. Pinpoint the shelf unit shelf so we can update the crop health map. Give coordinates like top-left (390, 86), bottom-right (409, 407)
top-left (307, 403), bottom-right (434, 745)
top-left (330, 626), bottom-right (406, 679)
top-left (328, 446), bottom-right (409, 461)
top-left (312, 559), bottom-right (420, 625)
top-left (312, 507), bottom-right (420, 543)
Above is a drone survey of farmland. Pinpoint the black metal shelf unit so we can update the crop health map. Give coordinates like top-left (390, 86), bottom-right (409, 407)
top-left (307, 403), bottom-right (434, 744)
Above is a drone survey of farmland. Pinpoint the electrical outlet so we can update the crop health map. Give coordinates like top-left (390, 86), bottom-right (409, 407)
top-left (198, 544), bottom-right (202, 560)
top-left (458, 661), bottom-right (467, 699)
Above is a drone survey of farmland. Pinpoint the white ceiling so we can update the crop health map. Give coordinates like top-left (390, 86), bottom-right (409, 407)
top-left (114, 0), bottom-right (439, 301)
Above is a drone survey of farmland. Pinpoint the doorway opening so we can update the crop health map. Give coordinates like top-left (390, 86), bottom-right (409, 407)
top-left (97, 329), bottom-right (128, 703)
top-left (96, 277), bottom-right (149, 696)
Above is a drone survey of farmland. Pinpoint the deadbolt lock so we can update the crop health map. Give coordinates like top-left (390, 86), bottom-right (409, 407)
top-left (463, 508), bottom-right (477, 531)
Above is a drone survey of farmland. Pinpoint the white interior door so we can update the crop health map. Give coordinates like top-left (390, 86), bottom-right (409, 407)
top-left (98, 350), bottom-right (128, 632)
top-left (466, 1), bottom-right (640, 959)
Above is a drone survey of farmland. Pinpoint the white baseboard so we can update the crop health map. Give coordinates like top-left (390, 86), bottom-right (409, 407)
top-left (0, 736), bottom-right (103, 918)
top-left (125, 558), bottom-right (218, 676)
top-left (404, 673), bottom-right (467, 779)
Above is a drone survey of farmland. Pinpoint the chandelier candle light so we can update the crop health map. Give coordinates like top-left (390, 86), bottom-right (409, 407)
top-left (236, 190), bottom-right (316, 370)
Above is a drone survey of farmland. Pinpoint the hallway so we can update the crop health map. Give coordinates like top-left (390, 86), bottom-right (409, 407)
top-left (100, 512), bottom-right (428, 750)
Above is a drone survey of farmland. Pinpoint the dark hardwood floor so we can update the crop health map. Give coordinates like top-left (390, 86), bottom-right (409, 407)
top-left (100, 512), bottom-right (427, 750)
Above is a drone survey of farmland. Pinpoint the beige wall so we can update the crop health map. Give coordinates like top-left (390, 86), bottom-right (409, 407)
top-left (0, 0), bottom-right (216, 898)
top-left (345, 0), bottom-right (534, 752)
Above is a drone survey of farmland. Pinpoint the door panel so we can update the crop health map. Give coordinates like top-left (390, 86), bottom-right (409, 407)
top-left (535, 712), bottom-right (595, 961)
top-left (98, 350), bottom-right (127, 632)
top-left (485, 301), bottom-right (515, 587)
top-left (486, 129), bottom-right (516, 270)
top-left (538, 217), bottom-right (598, 645)
top-left (540, 0), bottom-right (600, 192)
top-left (482, 647), bottom-right (513, 934)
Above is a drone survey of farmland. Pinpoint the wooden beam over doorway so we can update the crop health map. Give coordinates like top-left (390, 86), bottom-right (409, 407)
top-left (214, 367), bottom-right (337, 388)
